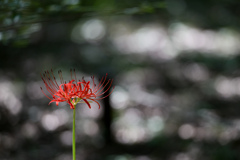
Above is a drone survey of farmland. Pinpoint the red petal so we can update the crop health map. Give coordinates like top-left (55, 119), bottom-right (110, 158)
top-left (83, 99), bottom-right (91, 109)
top-left (89, 99), bottom-right (101, 109)
top-left (68, 100), bottom-right (75, 109)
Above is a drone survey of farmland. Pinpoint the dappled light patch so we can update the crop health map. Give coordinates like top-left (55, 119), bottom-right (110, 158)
top-left (41, 113), bottom-right (60, 131)
top-left (178, 124), bottom-right (195, 140)
top-left (21, 122), bottom-right (39, 139)
top-left (0, 81), bottom-right (22, 115)
top-left (60, 131), bottom-right (72, 146)
top-left (215, 76), bottom-right (240, 98)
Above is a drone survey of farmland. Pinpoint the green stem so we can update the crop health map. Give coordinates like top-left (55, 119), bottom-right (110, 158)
top-left (72, 107), bottom-right (76, 160)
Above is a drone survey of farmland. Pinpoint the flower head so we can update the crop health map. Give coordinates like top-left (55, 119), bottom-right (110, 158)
top-left (40, 69), bottom-right (114, 109)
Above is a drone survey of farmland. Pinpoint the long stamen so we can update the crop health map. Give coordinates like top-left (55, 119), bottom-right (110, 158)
top-left (93, 77), bottom-right (104, 92)
top-left (95, 79), bottom-right (113, 96)
top-left (46, 71), bottom-right (58, 91)
top-left (42, 74), bottom-right (56, 95)
top-left (40, 87), bottom-right (53, 100)
top-left (58, 70), bottom-right (61, 83)
top-left (44, 74), bottom-right (58, 94)
top-left (91, 76), bottom-right (96, 90)
top-left (94, 78), bottom-right (111, 95)
top-left (70, 69), bottom-right (73, 80)
top-left (94, 73), bottom-right (108, 92)
top-left (74, 69), bottom-right (77, 82)
top-left (94, 86), bottom-right (115, 100)
top-left (51, 69), bottom-right (60, 88)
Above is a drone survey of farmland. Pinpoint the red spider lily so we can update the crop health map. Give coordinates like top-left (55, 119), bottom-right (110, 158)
top-left (40, 69), bottom-right (114, 109)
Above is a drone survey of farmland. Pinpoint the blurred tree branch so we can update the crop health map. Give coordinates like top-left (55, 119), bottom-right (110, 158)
top-left (0, 1), bottom-right (165, 31)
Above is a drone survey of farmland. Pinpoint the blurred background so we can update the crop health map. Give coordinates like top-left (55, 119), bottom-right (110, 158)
top-left (1, 0), bottom-right (240, 160)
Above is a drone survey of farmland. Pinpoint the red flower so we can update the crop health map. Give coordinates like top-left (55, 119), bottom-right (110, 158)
top-left (40, 69), bottom-right (114, 109)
